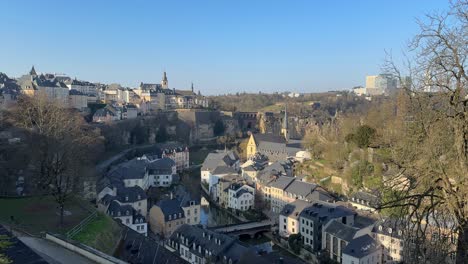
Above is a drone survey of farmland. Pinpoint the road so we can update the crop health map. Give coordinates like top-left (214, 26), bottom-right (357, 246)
top-left (19, 236), bottom-right (97, 264)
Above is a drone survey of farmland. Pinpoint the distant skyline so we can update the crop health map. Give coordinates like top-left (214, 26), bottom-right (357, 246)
top-left (1, 0), bottom-right (449, 95)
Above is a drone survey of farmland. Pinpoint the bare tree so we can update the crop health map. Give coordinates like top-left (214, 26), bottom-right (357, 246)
top-left (9, 93), bottom-right (102, 226)
top-left (381, 1), bottom-right (467, 263)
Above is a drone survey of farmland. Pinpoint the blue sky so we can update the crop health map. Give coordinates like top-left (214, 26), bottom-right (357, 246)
top-left (1, 0), bottom-right (449, 94)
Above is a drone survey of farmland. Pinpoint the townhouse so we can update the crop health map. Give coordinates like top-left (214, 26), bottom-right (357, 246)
top-left (149, 194), bottom-right (200, 238)
top-left (166, 224), bottom-right (249, 264)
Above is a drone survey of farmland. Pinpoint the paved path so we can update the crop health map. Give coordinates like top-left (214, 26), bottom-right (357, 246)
top-left (19, 236), bottom-right (97, 264)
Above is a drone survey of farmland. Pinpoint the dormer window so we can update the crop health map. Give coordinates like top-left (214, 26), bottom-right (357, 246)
top-left (379, 225), bottom-right (383, 231)
top-left (126, 210), bottom-right (130, 215)
top-left (117, 211), bottom-right (121, 216)
top-left (125, 196), bottom-right (129, 201)
top-left (137, 195), bottom-right (141, 200)
top-left (169, 215), bottom-right (172, 220)
top-left (388, 228), bottom-right (393, 234)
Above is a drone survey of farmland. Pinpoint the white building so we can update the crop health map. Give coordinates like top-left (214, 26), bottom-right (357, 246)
top-left (201, 150), bottom-right (240, 184)
top-left (227, 183), bottom-right (255, 211)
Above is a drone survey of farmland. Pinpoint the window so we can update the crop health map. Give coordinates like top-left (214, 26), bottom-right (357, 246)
top-left (194, 217), bottom-right (197, 222)
top-left (126, 218), bottom-right (130, 224)
top-left (283, 225), bottom-right (286, 230)
top-left (292, 228), bottom-right (295, 233)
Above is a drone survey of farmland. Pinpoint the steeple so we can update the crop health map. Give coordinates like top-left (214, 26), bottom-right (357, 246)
top-left (281, 104), bottom-right (289, 142)
top-left (161, 71), bottom-right (168, 89)
top-left (29, 65), bottom-right (37, 76)
top-left (191, 82), bottom-right (194, 93)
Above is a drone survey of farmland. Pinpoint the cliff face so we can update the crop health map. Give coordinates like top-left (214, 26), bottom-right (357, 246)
top-left (97, 112), bottom-right (186, 150)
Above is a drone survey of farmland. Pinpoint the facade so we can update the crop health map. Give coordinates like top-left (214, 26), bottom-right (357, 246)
top-left (322, 220), bottom-right (373, 263)
top-left (227, 182), bottom-right (255, 211)
top-left (349, 191), bottom-right (380, 212)
top-left (149, 198), bottom-right (186, 238)
top-left (299, 202), bottom-right (356, 252)
top-left (279, 200), bottom-right (311, 237)
top-left (201, 150), bottom-right (240, 184)
top-left (147, 157), bottom-right (177, 187)
top-left (165, 224), bottom-right (249, 264)
top-left (365, 74), bottom-right (398, 96)
top-left (18, 67), bottom-right (69, 104)
top-left (372, 219), bottom-right (404, 264)
top-left (246, 133), bottom-right (301, 162)
top-left (97, 186), bottom-right (148, 236)
top-left (149, 195), bottom-right (201, 238)
top-left (160, 146), bottom-right (190, 171)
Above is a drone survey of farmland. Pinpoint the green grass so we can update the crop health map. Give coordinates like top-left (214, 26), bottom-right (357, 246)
top-left (0, 196), bottom-right (92, 236)
top-left (73, 213), bottom-right (122, 255)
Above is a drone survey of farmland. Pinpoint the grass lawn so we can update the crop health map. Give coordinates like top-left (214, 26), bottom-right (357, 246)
top-left (73, 213), bottom-right (122, 255)
top-left (0, 195), bottom-right (92, 236)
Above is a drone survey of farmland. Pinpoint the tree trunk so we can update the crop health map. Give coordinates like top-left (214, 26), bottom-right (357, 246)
top-left (456, 223), bottom-right (468, 264)
top-left (59, 204), bottom-right (64, 227)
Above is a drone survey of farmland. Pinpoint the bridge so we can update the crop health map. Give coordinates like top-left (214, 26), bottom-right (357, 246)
top-left (209, 220), bottom-right (273, 239)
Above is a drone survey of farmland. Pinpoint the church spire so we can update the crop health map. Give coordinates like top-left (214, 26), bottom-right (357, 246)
top-left (161, 71), bottom-right (168, 89)
top-left (191, 82), bottom-right (194, 93)
top-left (30, 65), bottom-right (37, 76)
top-left (281, 104), bottom-right (289, 142)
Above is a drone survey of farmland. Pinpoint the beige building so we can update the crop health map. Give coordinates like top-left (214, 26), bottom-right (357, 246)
top-left (279, 200), bottom-right (311, 237)
top-left (372, 220), bottom-right (404, 264)
top-left (149, 195), bottom-right (200, 238)
top-left (149, 199), bottom-right (185, 238)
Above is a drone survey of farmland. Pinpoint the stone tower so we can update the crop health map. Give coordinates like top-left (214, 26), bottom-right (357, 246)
top-left (281, 105), bottom-right (289, 142)
top-left (161, 71), bottom-right (168, 89)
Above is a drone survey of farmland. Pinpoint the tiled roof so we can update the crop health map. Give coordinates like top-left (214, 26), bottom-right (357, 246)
top-left (107, 200), bottom-right (134, 217)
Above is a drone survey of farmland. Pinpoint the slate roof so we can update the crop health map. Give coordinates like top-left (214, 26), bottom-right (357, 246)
top-left (280, 200), bottom-right (311, 219)
top-left (117, 226), bottom-right (184, 264)
top-left (350, 191), bottom-right (380, 208)
top-left (253, 133), bottom-right (286, 144)
top-left (342, 234), bottom-right (380, 259)
top-left (158, 198), bottom-right (185, 221)
top-left (372, 218), bottom-right (405, 239)
top-left (202, 150), bottom-right (239, 171)
top-left (116, 186), bottom-right (147, 203)
top-left (235, 188), bottom-right (253, 198)
top-left (284, 180), bottom-right (317, 197)
top-left (147, 157), bottom-right (175, 174)
top-left (107, 200), bottom-right (134, 217)
top-left (107, 158), bottom-right (147, 180)
top-left (299, 201), bottom-right (355, 222)
top-left (324, 220), bottom-right (359, 242)
top-left (268, 176), bottom-right (295, 190)
top-left (212, 165), bottom-right (238, 175)
top-left (169, 224), bottom-right (249, 262)
top-left (0, 225), bottom-right (48, 264)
